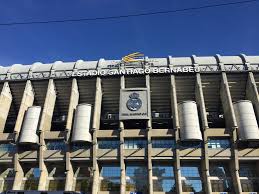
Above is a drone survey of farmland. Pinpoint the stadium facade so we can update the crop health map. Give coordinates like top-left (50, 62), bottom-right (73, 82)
top-left (0, 54), bottom-right (259, 194)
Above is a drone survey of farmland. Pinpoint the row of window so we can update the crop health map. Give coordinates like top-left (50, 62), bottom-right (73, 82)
top-left (0, 138), bottom-right (231, 152)
top-left (1, 163), bottom-right (259, 192)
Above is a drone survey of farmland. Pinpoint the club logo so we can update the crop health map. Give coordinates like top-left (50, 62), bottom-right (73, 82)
top-left (126, 92), bottom-right (142, 111)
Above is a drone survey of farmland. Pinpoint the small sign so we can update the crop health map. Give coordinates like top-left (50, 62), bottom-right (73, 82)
top-left (119, 88), bottom-right (150, 120)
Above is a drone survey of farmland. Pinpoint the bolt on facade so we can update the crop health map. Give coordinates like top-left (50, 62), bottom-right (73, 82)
top-left (0, 54), bottom-right (259, 194)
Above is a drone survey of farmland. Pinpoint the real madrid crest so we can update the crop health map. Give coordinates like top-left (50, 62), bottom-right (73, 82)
top-left (126, 92), bottom-right (142, 111)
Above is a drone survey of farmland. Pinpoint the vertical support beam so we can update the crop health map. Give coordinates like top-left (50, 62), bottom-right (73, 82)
top-left (220, 72), bottom-right (242, 194)
top-left (14, 80), bottom-right (34, 135)
top-left (92, 77), bottom-right (102, 194)
top-left (145, 74), bottom-right (153, 194)
top-left (195, 73), bottom-right (212, 194)
top-left (38, 79), bottom-right (56, 133)
top-left (246, 72), bottom-right (259, 118)
top-left (38, 79), bottom-right (57, 190)
top-left (13, 80), bottom-right (34, 190)
top-left (12, 158), bottom-right (24, 190)
top-left (170, 74), bottom-right (182, 194)
top-left (120, 75), bottom-right (126, 194)
top-left (0, 82), bottom-right (12, 132)
top-left (65, 78), bottom-right (79, 191)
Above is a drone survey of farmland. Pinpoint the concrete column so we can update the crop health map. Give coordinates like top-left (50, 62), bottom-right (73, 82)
top-left (65, 78), bottom-right (79, 191)
top-left (170, 74), bottom-right (182, 194)
top-left (38, 79), bottom-right (57, 190)
top-left (120, 75), bottom-right (126, 194)
top-left (145, 74), bottom-right (153, 194)
top-left (39, 79), bottom-right (56, 132)
top-left (12, 155), bottom-right (24, 190)
top-left (195, 73), bottom-right (212, 194)
top-left (92, 77), bottom-right (102, 194)
top-left (246, 72), bottom-right (259, 118)
top-left (14, 80), bottom-right (34, 135)
top-left (220, 71), bottom-right (242, 194)
top-left (0, 82), bottom-right (12, 132)
top-left (65, 78), bottom-right (79, 139)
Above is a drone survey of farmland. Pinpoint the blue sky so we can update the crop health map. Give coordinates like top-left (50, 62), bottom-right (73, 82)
top-left (0, 0), bottom-right (258, 66)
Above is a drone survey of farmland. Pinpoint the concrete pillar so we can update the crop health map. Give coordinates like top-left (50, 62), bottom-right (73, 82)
top-left (38, 79), bottom-right (56, 132)
top-left (92, 77), bottom-right (102, 194)
top-left (38, 79), bottom-right (57, 190)
top-left (195, 73), bottom-right (212, 194)
top-left (14, 80), bottom-right (34, 135)
top-left (120, 75), bottom-right (126, 194)
top-left (12, 155), bottom-right (24, 190)
top-left (145, 74), bottom-right (153, 194)
top-left (170, 74), bottom-right (182, 194)
top-left (65, 78), bottom-right (79, 139)
top-left (65, 78), bottom-right (79, 191)
top-left (220, 71), bottom-right (242, 194)
top-left (0, 82), bottom-right (12, 132)
top-left (246, 72), bottom-right (259, 118)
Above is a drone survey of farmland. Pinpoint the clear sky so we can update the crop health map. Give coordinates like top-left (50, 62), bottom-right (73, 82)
top-left (0, 0), bottom-right (258, 66)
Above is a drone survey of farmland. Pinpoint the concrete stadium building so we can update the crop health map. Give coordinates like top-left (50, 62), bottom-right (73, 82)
top-left (0, 54), bottom-right (259, 194)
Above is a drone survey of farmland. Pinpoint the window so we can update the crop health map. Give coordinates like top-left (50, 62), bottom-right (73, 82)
top-left (152, 139), bottom-right (175, 148)
top-left (208, 139), bottom-right (230, 149)
top-left (71, 142), bottom-right (91, 151)
top-left (73, 165), bottom-right (92, 192)
top-left (98, 139), bottom-right (120, 149)
top-left (100, 166), bottom-right (120, 191)
top-left (0, 143), bottom-right (15, 153)
top-left (21, 167), bottom-right (41, 190)
top-left (239, 164), bottom-right (257, 177)
top-left (241, 180), bottom-right (259, 192)
top-left (0, 167), bottom-right (15, 192)
top-left (180, 141), bottom-right (202, 148)
top-left (153, 164), bottom-right (176, 192)
top-left (124, 139), bottom-right (147, 149)
top-left (181, 165), bottom-right (203, 193)
top-left (46, 140), bottom-right (66, 150)
top-left (126, 165), bottom-right (148, 194)
top-left (239, 163), bottom-right (259, 192)
top-left (209, 163), bottom-right (232, 192)
top-left (46, 163), bottom-right (66, 191)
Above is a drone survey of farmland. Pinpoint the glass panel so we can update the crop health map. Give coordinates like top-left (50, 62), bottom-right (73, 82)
top-left (208, 139), bottom-right (230, 149)
top-left (209, 164), bottom-right (231, 177)
top-left (239, 164), bottom-right (257, 177)
top-left (46, 140), bottom-right (66, 150)
top-left (124, 139), bottom-right (147, 149)
top-left (48, 179), bottom-right (65, 191)
top-left (153, 179), bottom-right (176, 192)
top-left (101, 166), bottom-right (121, 177)
top-left (181, 166), bottom-right (201, 178)
top-left (180, 141), bottom-right (202, 148)
top-left (211, 179), bottom-right (232, 192)
top-left (100, 178), bottom-right (120, 191)
top-left (152, 139), bottom-right (175, 148)
top-left (23, 179), bottom-right (39, 190)
top-left (71, 142), bottom-right (91, 151)
top-left (126, 166), bottom-right (148, 194)
top-left (0, 144), bottom-right (15, 153)
top-left (241, 180), bottom-right (259, 192)
top-left (75, 179), bottom-right (92, 192)
top-left (100, 166), bottom-right (120, 191)
top-left (152, 165), bottom-right (174, 177)
top-left (182, 179), bottom-right (203, 192)
top-left (98, 140), bottom-right (120, 149)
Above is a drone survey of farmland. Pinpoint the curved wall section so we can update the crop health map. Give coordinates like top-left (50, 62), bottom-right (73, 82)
top-left (234, 100), bottom-right (259, 140)
top-left (72, 103), bottom-right (92, 142)
top-left (178, 101), bottom-right (203, 141)
top-left (19, 106), bottom-right (41, 144)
